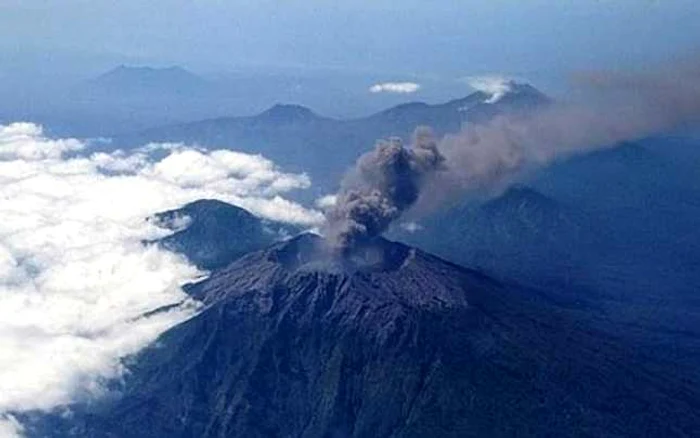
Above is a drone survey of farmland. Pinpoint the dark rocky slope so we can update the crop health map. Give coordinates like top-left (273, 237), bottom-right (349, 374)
top-left (40, 234), bottom-right (700, 437)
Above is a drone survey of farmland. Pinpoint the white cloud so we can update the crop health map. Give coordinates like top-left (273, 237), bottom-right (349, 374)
top-left (465, 75), bottom-right (515, 103)
top-left (0, 123), bottom-right (323, 430)
top-left (315, 194), bottom-right (337, 209)
top-left (369, 82), bottom-right (420, 94)
top-left (0, 123), bottom-right (82, 160)
top-left (0, 415), bottom-right (23, 438)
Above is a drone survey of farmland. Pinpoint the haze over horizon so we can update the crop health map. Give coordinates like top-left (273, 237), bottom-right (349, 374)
top-left (2, 1), bottom-right (699, 94)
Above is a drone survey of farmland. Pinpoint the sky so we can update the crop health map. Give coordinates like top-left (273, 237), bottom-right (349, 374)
top-left (1, 0), bottom-right (699, 122)
top-left (0, 0), bottom-right (698, 78)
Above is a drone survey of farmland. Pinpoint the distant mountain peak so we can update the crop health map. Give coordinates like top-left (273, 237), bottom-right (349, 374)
top-left (464, 76), bottom-right (548, 104)
top-left (151, 199), bottom-right (295, 271)
top-left (445, 81), bottom-right (549, 109)
top-left (256, 103), bottom-right (322, 123)
top-left (504, 82), bottom-right (549, 101)
top-left (86, 65), bottom-right (208, 96)
top-left (97, 64), bottom-right (201, 81)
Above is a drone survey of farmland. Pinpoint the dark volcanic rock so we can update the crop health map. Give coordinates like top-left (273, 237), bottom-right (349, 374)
top-left (42, 234), bottom-right (700, 438)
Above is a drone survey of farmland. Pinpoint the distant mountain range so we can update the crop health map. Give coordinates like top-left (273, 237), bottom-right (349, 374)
top-left (114, 82), bottom-right (549, 197)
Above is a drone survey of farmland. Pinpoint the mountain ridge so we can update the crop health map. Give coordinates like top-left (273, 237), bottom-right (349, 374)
top-left (138, 80), bottom-right (549, 131)
top-left (115, 83), bottom-right (550, 197)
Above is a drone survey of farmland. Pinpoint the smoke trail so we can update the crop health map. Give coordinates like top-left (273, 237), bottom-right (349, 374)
top-left (324, 62), bottom-right (700, 250)
top-left (324, 127), bottom-right (444, 249)
top-left (426, 64), bottom-right (700, 208)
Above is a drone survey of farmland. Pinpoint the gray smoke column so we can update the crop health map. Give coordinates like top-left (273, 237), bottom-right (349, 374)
top-left (324, 61), bottom-right (700, 250)
top-left (324, 127), bottom-right (445, 249)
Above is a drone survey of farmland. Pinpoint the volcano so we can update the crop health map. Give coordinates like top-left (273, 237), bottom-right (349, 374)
top-left (37, 234), bottom-right (699, 437)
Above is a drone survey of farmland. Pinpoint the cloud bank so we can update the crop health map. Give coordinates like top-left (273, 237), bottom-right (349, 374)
top-left (369, 82), bottom-right (420, 94)
top-left (0, 416), bottom-right (23, 438)
top-left (0, 123), bottom-right (322, 433)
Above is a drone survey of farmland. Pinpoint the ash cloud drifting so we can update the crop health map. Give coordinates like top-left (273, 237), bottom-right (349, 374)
top-left (323, 127), bottom-right (444, 249)
top-left (325, 62), bottom-right (700, 250)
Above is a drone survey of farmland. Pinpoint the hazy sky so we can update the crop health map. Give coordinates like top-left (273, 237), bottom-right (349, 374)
top-left (1, 0), bottom-right (698, 77)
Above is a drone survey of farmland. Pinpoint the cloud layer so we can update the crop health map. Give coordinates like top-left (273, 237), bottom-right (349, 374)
top-left (369, 82), bottom-right (420, 94)
top-left (0, 123), bottom-right (321, 434)
top-left (0, 416), bottom-right (23, 438)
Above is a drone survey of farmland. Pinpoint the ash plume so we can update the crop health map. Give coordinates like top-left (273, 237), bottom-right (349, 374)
top-left (427, 63), bottom-right (700, 208)
top-left (324, 127), bottom-right (444, 249)
top-left (323, 61), bottom-right (700, 251)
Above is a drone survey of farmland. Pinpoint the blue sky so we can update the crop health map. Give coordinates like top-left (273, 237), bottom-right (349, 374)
top-left (1, 0), bottom-right (698, 79)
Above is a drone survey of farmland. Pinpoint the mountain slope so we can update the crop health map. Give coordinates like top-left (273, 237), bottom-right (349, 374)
top-left (42, 234), bottom-right (700, 438)
top-left (395, 187), bottom-right (594, 293)
top-left (151, 199), bottom-right (296, 271)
